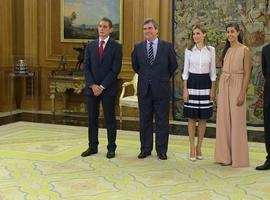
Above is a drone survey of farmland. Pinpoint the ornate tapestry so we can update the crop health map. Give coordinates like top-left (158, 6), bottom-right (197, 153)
top-left (173, 0), bottom-right (270, 125)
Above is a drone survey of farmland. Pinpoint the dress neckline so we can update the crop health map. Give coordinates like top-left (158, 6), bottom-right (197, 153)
top-left (229, 45), bottom-right (246, 50)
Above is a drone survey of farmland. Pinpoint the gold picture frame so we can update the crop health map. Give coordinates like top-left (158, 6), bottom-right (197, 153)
top-left (60, 0), bottom-right (123, 43)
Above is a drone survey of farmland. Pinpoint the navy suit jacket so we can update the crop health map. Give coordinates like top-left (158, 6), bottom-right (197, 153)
top-left (83, 38), bottom-right (122, 96)
top-left (131, 39), bottom-right (178, 98)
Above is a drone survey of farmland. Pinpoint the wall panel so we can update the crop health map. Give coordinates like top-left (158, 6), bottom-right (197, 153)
top-left (0, 0), bottom-right (173, 114)
top-left (0, 0), bottom-right (14, 110)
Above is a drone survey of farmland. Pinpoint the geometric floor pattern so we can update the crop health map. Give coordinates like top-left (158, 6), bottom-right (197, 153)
top-left (0, 122), bottom-right (269, 200)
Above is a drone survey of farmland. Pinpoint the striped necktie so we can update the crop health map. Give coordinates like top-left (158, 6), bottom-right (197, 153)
top-left (148, 42), bottom-right (154, 65)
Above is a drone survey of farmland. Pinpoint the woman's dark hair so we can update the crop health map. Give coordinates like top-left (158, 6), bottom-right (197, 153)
top-left (188, 24), bottom-right (209, 50)
top-left (221, 23), bottom-right (243, 64)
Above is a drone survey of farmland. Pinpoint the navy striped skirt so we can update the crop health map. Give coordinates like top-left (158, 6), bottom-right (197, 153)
top-left (183, 73), bottom-right (213, 119)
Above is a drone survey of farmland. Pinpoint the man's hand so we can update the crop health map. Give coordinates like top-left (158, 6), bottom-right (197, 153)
top-left (90, 84), bottom-right (103, 96)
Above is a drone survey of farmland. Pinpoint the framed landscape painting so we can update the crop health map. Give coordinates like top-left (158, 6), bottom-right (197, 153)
top-left (61, 0), bottom-right (123, 43)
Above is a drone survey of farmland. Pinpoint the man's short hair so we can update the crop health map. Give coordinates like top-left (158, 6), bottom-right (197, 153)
top-left (143, 18), bottom-right (159, 29)
top-left (100, 17), bottom-right (113, 28)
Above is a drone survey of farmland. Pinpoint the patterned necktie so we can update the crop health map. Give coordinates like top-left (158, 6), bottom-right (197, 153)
top-left (99, 40), bottom-right (105, 61)
top-left (148, 42), bottom-right (154, 65)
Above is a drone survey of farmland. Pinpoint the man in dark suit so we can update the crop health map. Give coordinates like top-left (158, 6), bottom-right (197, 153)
top-left (131, 18), bottom-right (178, 160)
top-left (81, 17), bottom-right (122, 159)
top-left (256, 43), bottom-right (270, 170)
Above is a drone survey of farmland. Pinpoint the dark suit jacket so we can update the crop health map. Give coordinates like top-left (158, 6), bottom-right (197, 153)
top-left (84, 38), bottom-right (122, 96)
top-left (131, 39), bottom-right (178, 98)
top-left (262, 44), bottom-right (270, 82)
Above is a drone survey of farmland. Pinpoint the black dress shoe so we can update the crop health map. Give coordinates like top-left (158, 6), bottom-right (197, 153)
top-left (256, 161), bottom-right (270, 170)
top-left (81, 148), bottom-right (98, 157)
top-left (158, 153), bottom-right (167, 160)
top-left (138, 151), bottom-right (151, 159)
top-left (106, 151), bottom-right (115, 159)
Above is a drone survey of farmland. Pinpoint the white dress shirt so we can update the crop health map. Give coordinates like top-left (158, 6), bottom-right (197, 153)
top-left (99, 36), bottom-right (110, 48)
top-left (182, 45), bottom-right (216, 81)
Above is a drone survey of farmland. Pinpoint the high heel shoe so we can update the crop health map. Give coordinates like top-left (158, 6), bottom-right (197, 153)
top-left (196, 155), bottom-right (203, 160)
top-left (196, 146), bottom-right (203, 160)
top-left (189, 148), bottom-right (196, 161)
top-left (189, 157), bottom-right (196, 161)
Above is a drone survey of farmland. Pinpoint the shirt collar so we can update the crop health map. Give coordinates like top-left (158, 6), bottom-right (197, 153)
top-left (147, 38), bottom-right (158, 45)
top-left (192, 45), bottom-right (207, 51)
top-left (99, 36), bottom-right (110, 45)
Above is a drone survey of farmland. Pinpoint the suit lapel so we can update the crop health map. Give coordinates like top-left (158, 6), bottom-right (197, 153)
top-left (93, 39), bottom-right (99, 62)
top-left (153, 39), bottom-right (162, 65)
top-left (143, 41), bottom-right (148, 64)
top-left (143, 39), bottom-right (163, 66)
top-left (101, 38), bottom-right (113, 62)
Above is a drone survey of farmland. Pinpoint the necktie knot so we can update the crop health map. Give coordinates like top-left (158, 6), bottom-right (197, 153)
top-left (100, 40), bottom-right (105, 46)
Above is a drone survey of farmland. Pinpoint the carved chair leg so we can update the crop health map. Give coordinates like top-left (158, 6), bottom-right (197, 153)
top-left (119, 105), bottom-right (122, 129)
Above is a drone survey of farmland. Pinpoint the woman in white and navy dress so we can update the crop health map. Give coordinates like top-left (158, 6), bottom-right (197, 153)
top-left (182, 25), bottom-right (216, 161)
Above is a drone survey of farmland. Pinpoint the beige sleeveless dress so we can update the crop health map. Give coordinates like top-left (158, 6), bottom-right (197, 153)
top-left (214, 46), bottom-right (250, 167)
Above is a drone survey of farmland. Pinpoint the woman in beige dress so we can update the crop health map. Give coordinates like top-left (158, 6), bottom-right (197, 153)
top-left (214, 23), bottom-right (252, 167)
